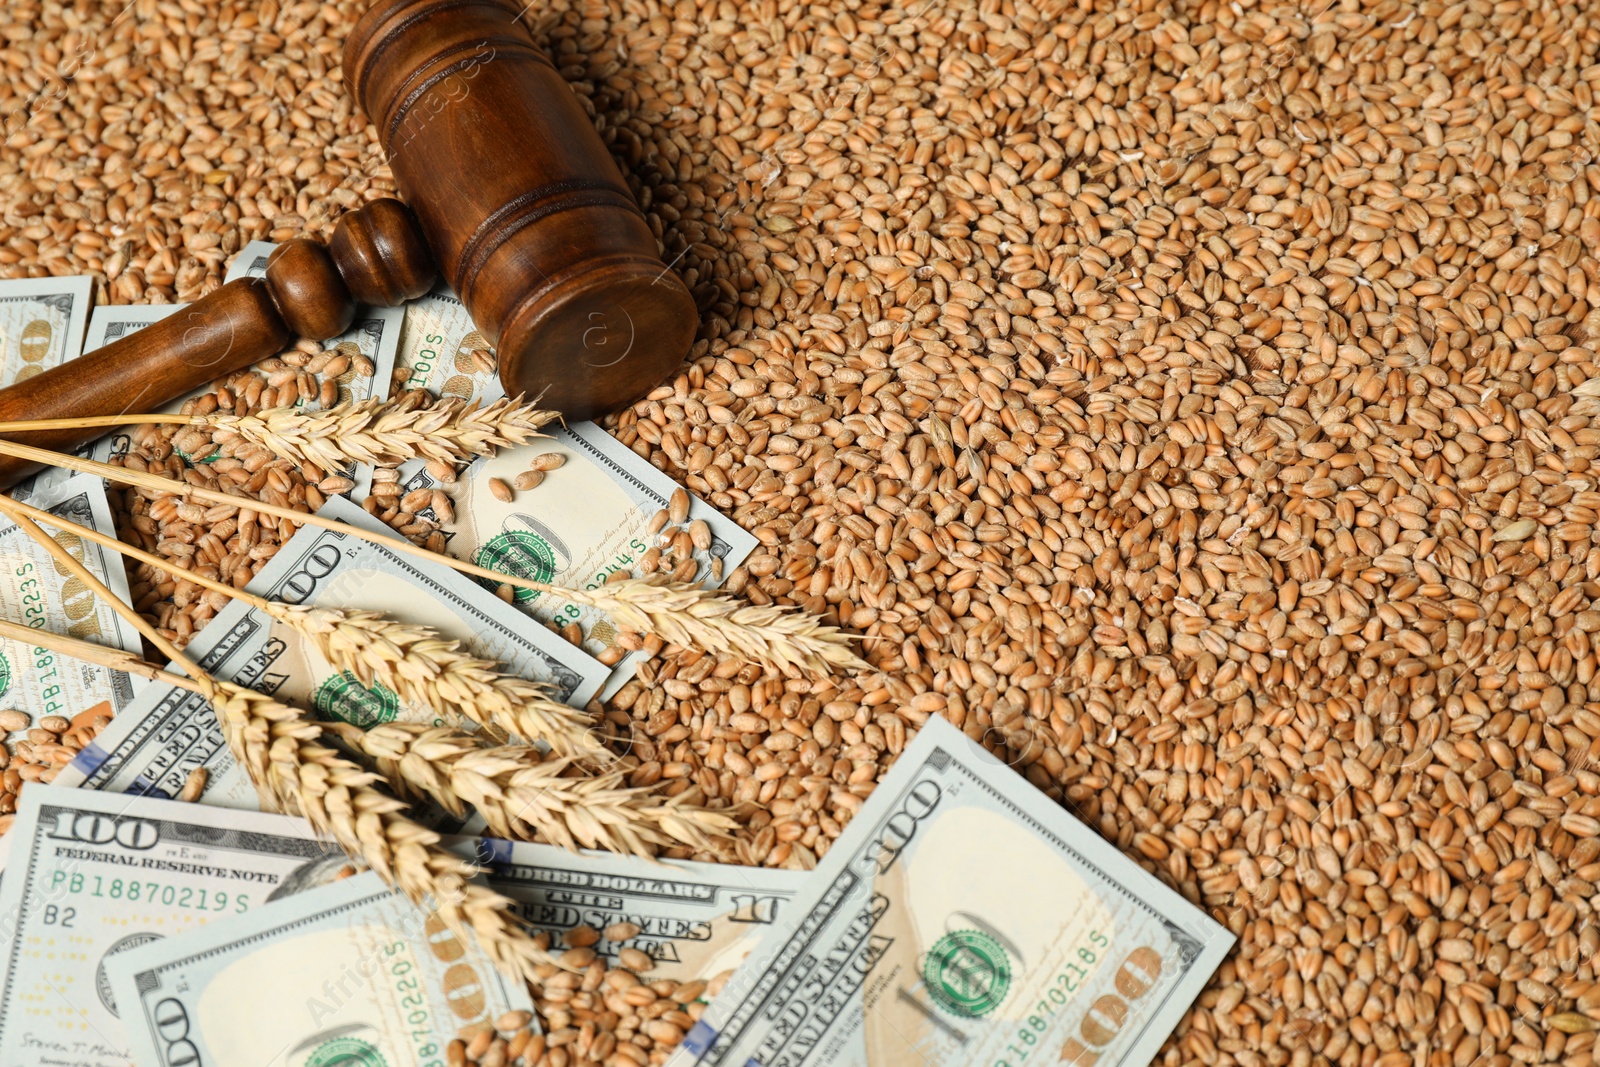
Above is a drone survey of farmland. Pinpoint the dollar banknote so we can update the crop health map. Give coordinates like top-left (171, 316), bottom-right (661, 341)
top-left (57, 495), bottom-right (607, 808)
top-left (107, 870), bottom-right (535, 1067)
top-left (0, 473), bottom-right (145, 726)
top-left (451, 837), bottom-right (807, 983)
top-left (665, 717), bottom-right (1234, 1067)
top-left (0, 274), bottom-right (92, 386)
top-left (367, 422), bottom-right (757, 699)
top-left (74, 299), bottom-right (402, 498)
top-left (0, 785), bottom-right (351, 1067)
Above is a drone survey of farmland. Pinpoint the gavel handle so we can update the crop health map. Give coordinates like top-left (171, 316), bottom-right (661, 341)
top-left (0, 198), bottom-right (436, 488)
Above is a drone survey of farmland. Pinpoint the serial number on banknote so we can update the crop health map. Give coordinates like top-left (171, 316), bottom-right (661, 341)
top-left (15, 561), bottom-right (73, 714)
top-left (44, 871), bottom-right (253, 917)
top-left (381, 941), bottom-right (453, 1066)
top-left (991, 934), bottom-right (1174, 1067)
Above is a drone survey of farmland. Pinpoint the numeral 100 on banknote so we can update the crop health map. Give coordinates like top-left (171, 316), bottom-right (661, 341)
top-left (46, 809), bottom-right (159, 848)
top-left (1050, 943), bottom-right (1166, 1067)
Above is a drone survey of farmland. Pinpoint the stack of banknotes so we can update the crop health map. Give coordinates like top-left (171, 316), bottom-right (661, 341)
top-left (0, 270), bottom-right (1233, 1066)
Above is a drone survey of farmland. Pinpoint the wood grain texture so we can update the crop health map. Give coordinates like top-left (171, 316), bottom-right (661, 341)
top-left (345, 0), bottom-right (697, 421)
top-left (266, 238), bottom-right (355, 341)
top-left (0, 279), bottom-right (290, 486)
top-left (328, 197), bottom-right (437, 306)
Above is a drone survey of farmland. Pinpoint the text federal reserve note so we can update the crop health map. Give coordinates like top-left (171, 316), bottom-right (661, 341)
top-left (0, 785), bottom-right (349, 1067)
top-left (108, 871), bottom-right (534, 1067)
top-left (452, 837), bottom-right (806, 983)
top-left (57, 495), bottom-right (606, 809)
top-left (666, 717), bottom-right (1234, 1067)
top-left (0, 473), bottom-right (145, 723)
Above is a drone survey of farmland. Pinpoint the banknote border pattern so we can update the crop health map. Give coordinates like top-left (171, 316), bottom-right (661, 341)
top-left (686, 741), bottom-right (1223, 1066)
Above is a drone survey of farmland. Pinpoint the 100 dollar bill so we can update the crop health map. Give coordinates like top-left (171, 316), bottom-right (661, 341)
top-left (369, 422), bottom-right (757, 698)
top-left (222, 239), bottom-right (275, 284)
top-left (0, 473), bottom-right (144, 724)
top-left (0, 785), bottom-right (350, 1067)
top-left (108, 870), bottom-right (535, 1067)
top-left (0, 275), bottom-right (92, 387)
top-left (667, 717), bottom-right (1233, 1067)
top-left (58, 495), bottom-right (607, 809)
top-left (455, 837), bottom-right (807, 983)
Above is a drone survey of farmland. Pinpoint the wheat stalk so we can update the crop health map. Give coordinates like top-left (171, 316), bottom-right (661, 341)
top-left (0, 512), bottom-right (559, 981)
top-left (0, 492), bottom-right (614, 760)
top-left (0, 439), bottom-right (865, 674)
top-left (212, 683), bottom-right (557, 980)
top-left (0, 616), bottom-right (194, 689)
top-left (570, 577), bottom-right (868, 674)
top-left (0, 394), bottom-right (560, 471)
top-left (0, 607), bottom-right (561, 983)
top-left (283, 603), bottom-right (611, 761)
top-left (328, 722), bottom-right (733, 856)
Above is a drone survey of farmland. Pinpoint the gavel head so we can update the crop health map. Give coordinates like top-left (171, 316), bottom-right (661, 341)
top-left (344, 0), bottom-right (698, 421)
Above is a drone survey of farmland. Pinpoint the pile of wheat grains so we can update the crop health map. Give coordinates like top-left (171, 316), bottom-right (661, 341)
top-left (6, 0), bottom-right (1600, 1064)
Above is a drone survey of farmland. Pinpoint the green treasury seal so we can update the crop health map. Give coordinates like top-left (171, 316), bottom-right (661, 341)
top-left (474, 530), bottom-right (556, 604)
top-left (923, 929), bottom-right (1012, 1017)
top-left (313, 672), bottom-right (400, 728)
top-left (0, 649), bottom-right (10, 698)
top-left (306, 1036), bottom-right (388, 1067)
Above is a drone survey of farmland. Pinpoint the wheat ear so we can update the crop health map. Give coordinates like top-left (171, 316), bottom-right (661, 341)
top-left (0, 560), bottom-right (558, 982)
top-left (212, 682), bottom-right (557, 981)
top-left (284, 604), bottom-right (611, 761)
top-left (207, 393), bottom-right (560, 469)
top-left (0, 394), bottom-right (560, 471)
top-left (0, 492), bottom-right (609, 759)
top-left (567, 577), bottom-right (868, 674)
top-left (0, 438), bottom-right (864, 673)
top-left (328, 722), bottom-right (733, 856)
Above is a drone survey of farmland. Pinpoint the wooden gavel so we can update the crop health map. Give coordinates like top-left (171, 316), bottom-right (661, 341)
top-left (0, 0), bottom-right (697, 487)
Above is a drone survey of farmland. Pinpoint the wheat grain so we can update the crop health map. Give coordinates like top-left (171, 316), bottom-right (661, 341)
top-left (178, 767), bottom-right (208, 803)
